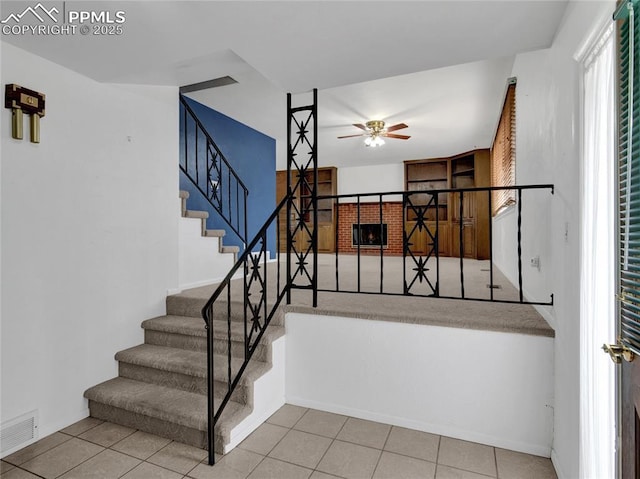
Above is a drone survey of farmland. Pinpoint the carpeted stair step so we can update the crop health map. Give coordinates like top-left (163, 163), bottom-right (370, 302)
top-left (84, 377), bottom-right (248, 453)
top-left (166, 296), bottom-right (243, 320)
top-left (184, 210), bottom-right (209, 219)
top-left (115, 344), bottom-right (271, 403)
top-left (180, 192), bottom-right (236, 256)
top-left (142, 315), bottom-right (284, 362)
top-left (166, 295), bottom-right (285, 328)
top-left (204, 229), bottom-right (226, 238)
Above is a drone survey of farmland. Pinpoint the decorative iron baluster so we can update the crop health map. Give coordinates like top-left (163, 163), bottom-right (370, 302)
top-left (379, 194), bottom-right (384, 294)
top-left (459, 191), bottom-right (465, 299)
top-left (404, 192), bottom-right (438, 296)
top-left (286, 91), bottom-right (318, 306)
top-left (517, 188), bottom-right (523, 303)
top-left (488, 190), bottom-right (494, 300)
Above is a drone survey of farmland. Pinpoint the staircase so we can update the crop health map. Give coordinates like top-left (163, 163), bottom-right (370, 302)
top-left (180, 190), bottom-right (240, 259)
top-left (83, 193), bottom-right (285, 454)
top-left (178, 190), bottom-right (240, 290)
top-left (84, 299), bottom-right (284, 453)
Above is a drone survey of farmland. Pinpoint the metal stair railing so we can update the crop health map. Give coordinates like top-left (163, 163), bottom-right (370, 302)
top-left (201, 195), bottom-right (289, 465)
top-left (180, 95), bottom-right (248, 245)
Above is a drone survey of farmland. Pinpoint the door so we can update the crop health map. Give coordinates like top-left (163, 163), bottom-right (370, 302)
top-left (616, 2), bottom-right (640, 475)
top-left (621, 360), bottom-right (640, 477)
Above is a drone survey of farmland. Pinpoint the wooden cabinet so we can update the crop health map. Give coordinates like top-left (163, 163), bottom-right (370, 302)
top-left (276, 167), bottom-right (337, 253)
top-left (404, 150), bottom-right (490, 259)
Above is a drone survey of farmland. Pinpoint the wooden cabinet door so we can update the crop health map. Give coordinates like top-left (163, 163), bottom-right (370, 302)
top-left (317, 224), bottom-right (334, 253)
top-left (436, 223), bottom-right (450, 256)
top-left (450, 221), bottom-right (476, 259)
top-left (405, 221), bottom-right (427, 255)
top-left (405, 221), bottom-right (449, 256)
top-left (450, 191), bottom-right (478, 222)
top-left (276, 171), bottom-right (288, 252)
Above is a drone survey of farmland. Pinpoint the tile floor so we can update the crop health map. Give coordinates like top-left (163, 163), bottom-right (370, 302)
top-left (1, 404), bottom-right (557, 479)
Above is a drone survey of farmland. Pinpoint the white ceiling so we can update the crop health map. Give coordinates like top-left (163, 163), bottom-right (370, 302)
top-left (1, 0), bottom-right (571, 167)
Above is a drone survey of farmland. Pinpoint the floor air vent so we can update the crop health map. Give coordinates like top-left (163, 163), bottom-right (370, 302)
top-left (1, 410), bottom-right (38, 455)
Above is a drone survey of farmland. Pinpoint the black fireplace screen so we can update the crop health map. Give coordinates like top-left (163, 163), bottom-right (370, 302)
top-left (352, 224), bottom-right (388, 247)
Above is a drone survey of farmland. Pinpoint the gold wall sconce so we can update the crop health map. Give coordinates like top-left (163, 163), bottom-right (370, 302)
top-left (4, 84), bottom-right (45, 143)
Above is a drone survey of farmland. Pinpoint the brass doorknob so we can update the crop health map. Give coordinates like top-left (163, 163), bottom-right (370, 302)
top-left (602, 342), bottom-right (635, 363)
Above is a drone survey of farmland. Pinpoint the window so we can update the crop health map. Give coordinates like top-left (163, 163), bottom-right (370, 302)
top-left (490, 80), bottom-right (516, 215)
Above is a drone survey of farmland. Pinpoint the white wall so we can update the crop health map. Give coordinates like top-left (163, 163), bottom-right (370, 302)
top-left (286, 313), bottom-right (554, 456)
top-left (178, 216), bottom-right (234, 290)
top-left (0, 42), bottom-right (179, 448)
top-left (491, 2), bottom-right (614, 478)
top-left (337, 163), bottom-right (404, 202)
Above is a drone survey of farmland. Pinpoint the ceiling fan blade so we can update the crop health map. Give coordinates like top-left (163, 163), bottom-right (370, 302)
top-left (383, 133), bottom-right (411, 140)
top-left (353, 123), bottom-right (368, 131)
top-left (385, 123), bottom-right (409, 132)
top-left (337, 134), bottom-right (366, 139)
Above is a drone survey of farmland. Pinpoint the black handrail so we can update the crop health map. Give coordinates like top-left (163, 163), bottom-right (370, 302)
top-left (201, 194), bottom-right (289, 465)
top-left (180, 95), bottom-right (248, 244)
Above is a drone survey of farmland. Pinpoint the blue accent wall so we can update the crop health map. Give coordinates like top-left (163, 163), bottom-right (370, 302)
top-left (179, 96), bottom-right (276, 256)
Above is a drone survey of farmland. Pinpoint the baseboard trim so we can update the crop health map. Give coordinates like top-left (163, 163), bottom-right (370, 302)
top-left (178, 278), bottom-right (223, 291)
top-left (224, 397), bottom-right (285, 454)
top-left (550, 449), bottom-right (566, 479)
top-left (286, 396), bottom-right (552, 458)
top-left (177, 270), bottom-right (243, 293)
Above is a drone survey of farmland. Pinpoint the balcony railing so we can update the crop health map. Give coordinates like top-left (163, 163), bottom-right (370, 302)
top-left (314, 184), bottom-right (554, 305)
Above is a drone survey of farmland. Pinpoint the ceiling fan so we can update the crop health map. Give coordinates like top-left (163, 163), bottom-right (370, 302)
top-left (337, 120), bottom-right (410, 147)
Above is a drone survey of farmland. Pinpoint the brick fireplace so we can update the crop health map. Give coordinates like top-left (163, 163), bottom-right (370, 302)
top-left (337, 202), bottom-right (403, 255)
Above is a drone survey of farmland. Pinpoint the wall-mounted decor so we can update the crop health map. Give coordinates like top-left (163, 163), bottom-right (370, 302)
top-left (4, 84), bottom-right (45, 143)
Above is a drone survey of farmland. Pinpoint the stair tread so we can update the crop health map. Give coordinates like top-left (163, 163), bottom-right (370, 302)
top-left (84, 377), bottom-right (249, 434)
top-left (205, 229), bottom-right (226, 238)
top-left (142, 315), bottom-right (285, 343)
top-left (116, 343), bottom-right (272, 381)
top-left (221, 246), bottom-right (240, 253)
top-left (184, 210), bottom-right (209, 219)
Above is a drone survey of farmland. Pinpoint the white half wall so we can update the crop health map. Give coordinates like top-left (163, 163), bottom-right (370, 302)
top-left (1, 42), bottom-right (179, 451)
top-left (285, 313), bottom-right (554, 457)
top-left (227, 336), bottom-right (286, 453)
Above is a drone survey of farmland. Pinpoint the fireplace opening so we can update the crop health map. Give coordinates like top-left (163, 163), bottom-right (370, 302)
top-left (352, 223), bottom-right (388, 247)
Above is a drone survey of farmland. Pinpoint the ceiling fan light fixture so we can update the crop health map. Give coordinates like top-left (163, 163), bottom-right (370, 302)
top-left (337, 120), bottom-right (409, 146)
top-left (365, 135), bottom-right (385, 147)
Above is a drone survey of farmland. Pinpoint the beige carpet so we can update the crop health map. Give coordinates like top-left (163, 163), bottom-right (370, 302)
top-left (177, 254), bottom-right (554, 338)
